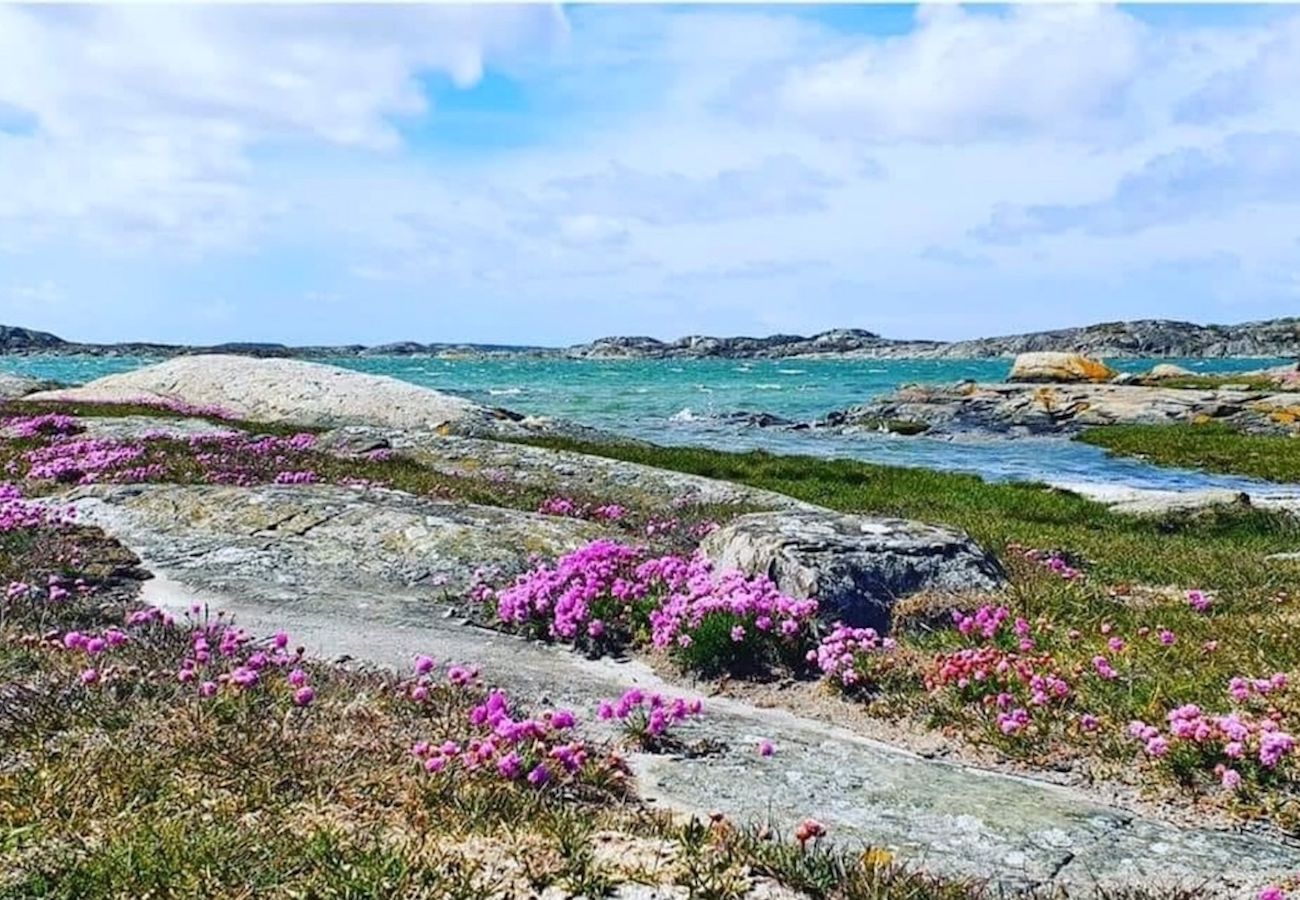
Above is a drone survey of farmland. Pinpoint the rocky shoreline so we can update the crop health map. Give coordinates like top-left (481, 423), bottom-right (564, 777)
top-left (4, 316), bottom-right (1299, 361)
top-left (5, 353), bottom-right (1300, 896)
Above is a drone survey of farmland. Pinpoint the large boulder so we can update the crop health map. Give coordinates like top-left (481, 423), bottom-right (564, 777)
top-left (1007, 352), bottom-right (1115, 384)
top-left (699, 510), bottom-right (1006, 632)
top-left (1146, 363), bottom-right (1195, 380)
top-left (27, 355), bottom-right (514, 432)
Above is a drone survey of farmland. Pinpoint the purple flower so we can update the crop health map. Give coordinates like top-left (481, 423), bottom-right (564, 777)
top-left (293, 686), bottom-right (315, 707)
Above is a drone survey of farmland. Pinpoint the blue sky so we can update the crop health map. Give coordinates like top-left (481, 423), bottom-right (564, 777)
top-left (2, 4), bottom-right (1299, 347)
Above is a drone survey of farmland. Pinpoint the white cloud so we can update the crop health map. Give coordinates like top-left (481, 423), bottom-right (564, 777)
top-left (752, 6), bottom-right (1146, 143)
top-left (0, 5), bottom-right (564, 251)
top-left (3, 5), bottom-right (1300, 344)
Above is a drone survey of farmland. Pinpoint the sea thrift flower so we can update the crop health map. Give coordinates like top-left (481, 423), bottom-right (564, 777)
top-left (288, 668), bottom-right (308, 688)
top-left (758, 740), bottom-right (775, 757)
top-left (80, 668), bottom-right (99, 685)
top-left (1158, 629), bottom-right (1176, 646)
top-left (414, 655), bottom-right (436, 676)
top-left (293, 686), bottom-right (315, 707)
top-left (1186, 590), bottom-right (1213, 613)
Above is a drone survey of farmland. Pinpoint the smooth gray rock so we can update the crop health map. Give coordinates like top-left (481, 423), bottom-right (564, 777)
top-left (317, 425), bottom-right (814, 514)
top-left (699, 510), bottom-right (1006, 631)
top-left (58, 482), bottom-right (606, 611)
top-left (26, 354), bottom-right (527, 434)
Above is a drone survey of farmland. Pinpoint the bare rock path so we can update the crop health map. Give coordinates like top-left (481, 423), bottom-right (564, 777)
top-left (55, 481), bottom-right (1300, 897)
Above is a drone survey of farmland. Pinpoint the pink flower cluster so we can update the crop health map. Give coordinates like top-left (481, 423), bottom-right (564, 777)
top-left (23, 437), bottom-right (148, 484)
top-left (1129, 698), bottom-right (1296, 789)
top-left (537, 496), bottom-right (626, 522)
top-left (645, 557), bottom-right (819, 654)
top-left (113, 607), bottom-right (313, 704)
top-left (273, 470), bottom-right (319, 484)
top-left (3, 413), bottom-right (83, 438)
top-left (401, 654), bottom-right (480, 703)
top-left (597, 687), bottom-right (703, 746)
top-left (494, 539), bottom-right (646, 641)
top-left (1229, 673), bottom-right (1289, 703)
top-left (809, 623), bottom-right (895, 688)
top-left (1186, 589), bottom-right (1213, 614)
top-left (927, 608), bottom-right (1082, 740)
top-left (0, 482), bottom-right (69, 533)
top-left (410, 688), bottom-right (598, 788)
top-left (1014, 545), bottom-right (1083, 581)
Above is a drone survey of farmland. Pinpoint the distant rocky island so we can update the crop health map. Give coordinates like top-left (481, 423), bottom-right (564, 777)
top-left (3, 316), bottom-right (1298, 360)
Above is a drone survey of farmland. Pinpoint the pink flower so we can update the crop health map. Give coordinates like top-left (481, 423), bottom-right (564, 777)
top-left (729, 625), bottom-right (746, 642)
top-left (758, 740), bottom-right (775, 757)
top-left (1186, 590), bottom-right (1212, 613)
top-left (1158, 629), bottom-right (1176, 646)
top-left (1092, 656), bottom-right (1118, 681)
top-left (1079, 714), bottom-right (1100, 732)
top-left (287, 668), bottom-right (308, 688)
top-left (292, 686), bottom-right (315, 707)
top-left (526, 764), bottom-right (551, 787)
top-left (79, 667), bottom-right (99, 685)
top-left (424, 756), bottom-right (447, 774)
top-left (1220, 768), bottom-right (1242, 791)
top-left (414, 655), bottom-right (436, 676)
top-left (1259, 888), bottom-right (1286, 900)
top-left (199, 681), bottom-right (218, 697)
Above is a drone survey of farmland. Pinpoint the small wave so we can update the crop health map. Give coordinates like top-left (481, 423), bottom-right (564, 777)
top-left (488, 388), bottom-right (524, 396)
top-left (696, 384), bottom-right (714, 393)
top-left (754, 383), bottom-right (783, 390)
top-left (670, 407), bottom-right (701, 422)
top-left (777, 368), bottom-right (806, 375)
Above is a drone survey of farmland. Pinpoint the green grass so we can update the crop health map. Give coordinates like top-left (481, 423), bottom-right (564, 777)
top-left (1147, 375), bottom-right (1284, 392)
top-left (519, 435), bottom-right (1300, 592)
top-left (1079, 423), bottom-right (1300, 484)
top-left (519, 436), bottom-right (1300, 826)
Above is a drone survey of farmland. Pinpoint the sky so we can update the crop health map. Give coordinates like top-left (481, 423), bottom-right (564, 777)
top-left (2, 3), bottom-right (1300, 347)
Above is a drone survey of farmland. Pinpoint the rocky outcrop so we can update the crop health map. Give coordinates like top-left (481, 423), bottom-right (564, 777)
top-left (0, 372), bottom-right (58, 400)
top-left (823, 382), bottom-right (1300, 437)
top-left (316, 426), bottom-right (814, 513)
top-left (1007, 352), bottom-right (1116, 384)
top-left (4, 316), bottom-right (1298, 361)
top-left (1146, 363), bottom-right (1196, 380)
top-left (699, 510), bottom-right (1006, 631)
top-left (59, 482), bottom-right (606, 606)
top-left (934, 317), bottom-right (1300, 360)
top-left (26, 355), bottom-right (535, 434)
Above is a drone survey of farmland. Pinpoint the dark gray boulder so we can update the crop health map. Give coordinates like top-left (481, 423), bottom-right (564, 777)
top-left (700, 510), bottom-right (1006, 632)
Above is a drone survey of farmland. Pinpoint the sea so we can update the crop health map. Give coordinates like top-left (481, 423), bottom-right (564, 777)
top-left (3, 354), bottom-right (1295, 494)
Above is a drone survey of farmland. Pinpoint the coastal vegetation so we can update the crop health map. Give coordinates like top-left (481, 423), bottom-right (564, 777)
top-left (2, 507), bottom-right (1000, 899)
top-left (1080, 423), bottom-right (1300, 485)
top-left (3, 398), bottom-right (1300, 895)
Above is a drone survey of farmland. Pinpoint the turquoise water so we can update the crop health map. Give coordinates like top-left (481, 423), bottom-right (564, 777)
top-left (2, 354), bottom-right (1294, 493)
